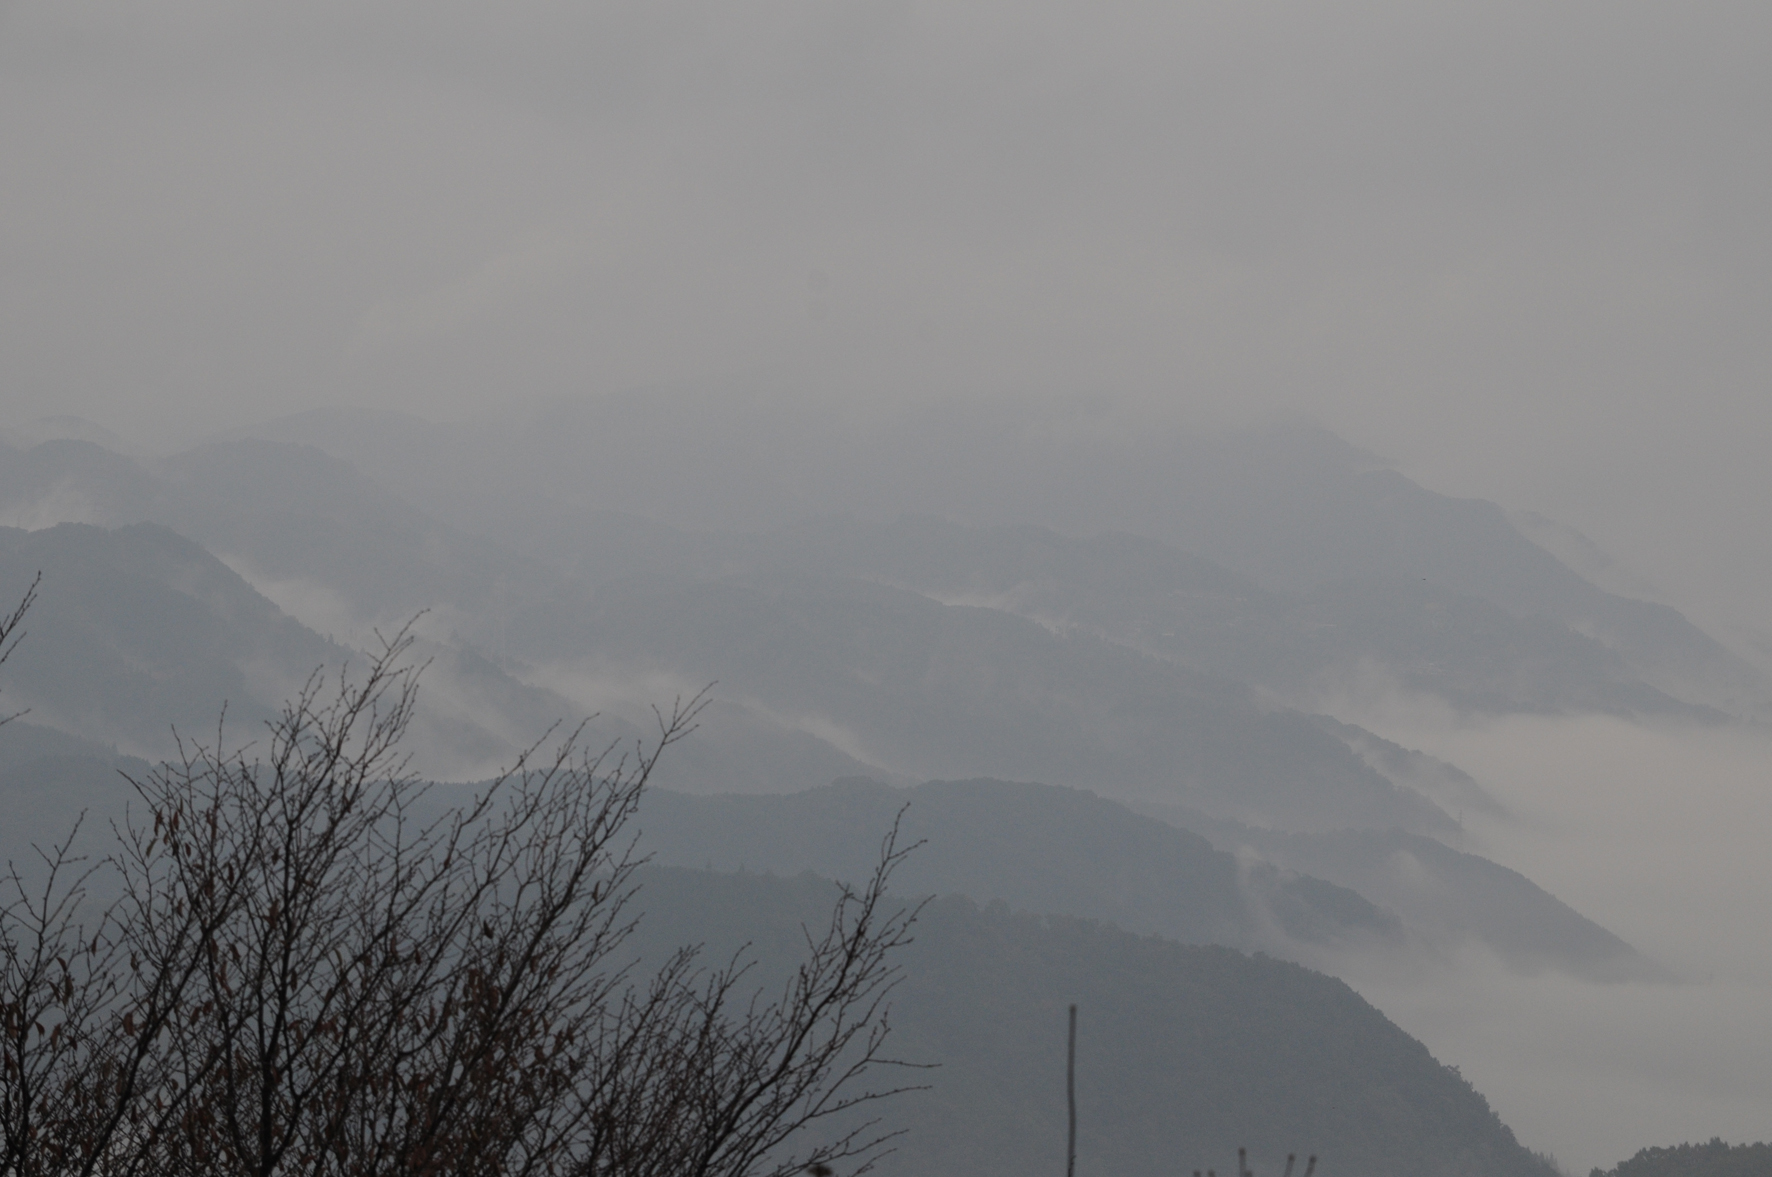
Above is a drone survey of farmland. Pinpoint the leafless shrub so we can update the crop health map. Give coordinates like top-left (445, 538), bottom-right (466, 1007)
top-left (1, 602), bottom-right (920, 1177)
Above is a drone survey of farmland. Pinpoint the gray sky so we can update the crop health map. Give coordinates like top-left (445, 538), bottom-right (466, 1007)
top-left (3, 0), bottom-right (1770, 633)
top-left (5, 5), bottom-right (1772, 1167)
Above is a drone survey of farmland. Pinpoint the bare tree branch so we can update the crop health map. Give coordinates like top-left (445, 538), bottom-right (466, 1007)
top-left (1, 594), bottom-right (918, 1177)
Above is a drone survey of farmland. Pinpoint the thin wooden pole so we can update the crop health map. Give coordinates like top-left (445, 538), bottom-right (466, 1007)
top-left (1067, 1003), bottom-right (1078, 1177)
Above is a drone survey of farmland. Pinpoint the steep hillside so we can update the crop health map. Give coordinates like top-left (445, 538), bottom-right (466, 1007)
top-left (636, 777), bottom-right (1397, 952)
top-left (0, 522), bottom-right (336, 747)
top-left (637, 777), bottom-right (1648, 980)
top-left (524, 572), bottom-right (1451, 832)
top-left (1148, 807), bottom-right (1664, 982)
top-left (735, 514), bottom-right (1719, 719)
top-left (229, 405), bottom-right (1766, 715)
top-left (623, 867), bottom-right (1561, 1177)
top-left (0, 434), bottom-right (1746, 724)
top-left (0, 522), bottom-right (577, 777)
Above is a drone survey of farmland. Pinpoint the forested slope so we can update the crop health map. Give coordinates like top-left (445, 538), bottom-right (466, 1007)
top-left (625, 867), bottom-right (1560, 1177)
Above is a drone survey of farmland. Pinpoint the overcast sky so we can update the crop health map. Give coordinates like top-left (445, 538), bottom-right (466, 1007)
top-left (5, 6), bottom-right (1772, 1167)
top-left (3, 0), bottom-right (1770, 634)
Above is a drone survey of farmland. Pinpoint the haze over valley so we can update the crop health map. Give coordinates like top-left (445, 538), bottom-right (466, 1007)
top-left (1, 408), bottom-right (1768, 1172)
top-left (4, 3), bottom-right (1770, 1174)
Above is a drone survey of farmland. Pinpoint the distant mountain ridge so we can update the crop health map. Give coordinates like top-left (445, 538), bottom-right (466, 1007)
top-left (523, 569), bottom-right (1457, 832)
top-left (0, 521), bottom-right (335, 747)
top-left (0, 426), bottom-right (1687, 982)
top-left (0, 407), bottom-right (1738, 1176)
top-left (1135, 799), bottom-right (1662, 982)
top-left (226, 402), bottom-right (1767, 716)
top-left (1, 437), bottom-right (1458, 832)
top-left (0, 436), bottom-right (559, 631)
top-left (634, 776), bottom-right (1655, 981)
top-left (721, 514), bottom-right (1727, 721)
top-left (0, 425), bottom-right (1752, 843)
top-left (0, 520), bottom-right (582, 778)
top-left (624, 867), bottom-right (1561, 1177)
top-left (2, 422), bottom-right (1757, 725)
top-left (634, 776), bottom-right (1396, 953)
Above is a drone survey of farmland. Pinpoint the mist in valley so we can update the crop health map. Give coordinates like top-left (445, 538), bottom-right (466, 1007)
top-left (4, 3), bottom-right (1772, 1175)
top-left (1317, 712), bottom-right (1772, 1173)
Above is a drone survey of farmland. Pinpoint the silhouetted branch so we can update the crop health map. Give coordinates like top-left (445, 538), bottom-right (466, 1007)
top-left (1, 613), bottom-right (918, 1177)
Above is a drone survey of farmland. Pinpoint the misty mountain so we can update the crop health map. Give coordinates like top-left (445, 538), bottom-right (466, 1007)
top-left (1305, 715), bottom-right (1507, 820)
top-left (156, 439), bottom-right (569, 632)
top-left (0, 509), bottom-right (969, 798)
top-left (0, 415), bottom-right (126, 452)
top-left (1135, 802), bottom-right (1662, 982)
top-left (0, 521), bottom-right (337, 748)
top-left (0, 511), bottom-right (1645, 981)
top-left (0, 717), bottom-right (121, 777)
top-left (712, 514), bottom-right (1721, 720)
top-left (0, 436), bottom-right (558, 632)
top-left (0, 431), bottom-right (1689, 975)
top-left (0, 438), bottom-right (167, 531)
top-left (0, 520), bottom-right (594, 778)
top-left (86, 413), bottom-right (1751, 721)
top-left (520, 570), bottom-right (1455, 833)
top-left (0, 431), bottom-right (1730, 833)
top-left (621, 867), bottom-right (1559, 1177)
top-left (635, 776), bottom-right (1653, 980)
top-left (0, 518), bottom-right (907, 807)
top-left (231, 404), bottom-right (1766, 716)
top-left (1143, 429), bottom-right (1761, 716)
top-left (2, 440), bottom-right (1464, 831)
top-left (0, 432), bottom-right (1748, 726)
top-left (634, 776), bottom-right (1398, 953)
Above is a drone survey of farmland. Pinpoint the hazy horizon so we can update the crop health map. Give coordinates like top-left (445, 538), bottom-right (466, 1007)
top-left (4, 3), bottom-right (1770, 1173)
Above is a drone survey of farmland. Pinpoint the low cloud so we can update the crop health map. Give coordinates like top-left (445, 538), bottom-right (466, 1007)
top-left (1326, 707), bottom-right (1772, 1172)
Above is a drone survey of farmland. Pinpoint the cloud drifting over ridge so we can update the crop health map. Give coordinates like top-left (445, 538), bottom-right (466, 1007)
top-left (0, 9), bottom-right (1756, 639)
top-left (6, 9), bottom-right (1772, 1155)
top-left (4, 0), bottom-right (1771, 634)
top-left (1329, 710), bottom-right (1772, 1172)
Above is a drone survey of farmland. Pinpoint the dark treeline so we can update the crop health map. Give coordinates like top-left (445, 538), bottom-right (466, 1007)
top-left (1593, 1141), bottom-right (1772, 1177)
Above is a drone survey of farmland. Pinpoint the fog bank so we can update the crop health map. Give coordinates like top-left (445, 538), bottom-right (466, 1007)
top-left (1327, 710), bottom-right (1772, 1172)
